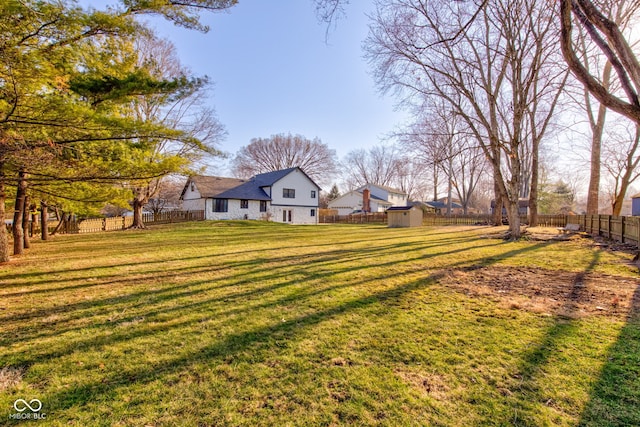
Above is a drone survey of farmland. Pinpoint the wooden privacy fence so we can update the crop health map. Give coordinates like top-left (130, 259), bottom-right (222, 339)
top-left (319, 213), bottom-right (568, 227)
top-left (13, 210), bottom-right (206, 236)
top-left (74, 210), bottom-right (205, 233)
top-left (571, 215), bottom-right (640, 247)
top-left (319, 213), bottom-right (387, 224)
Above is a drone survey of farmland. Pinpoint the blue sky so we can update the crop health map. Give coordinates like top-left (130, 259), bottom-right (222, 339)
top-left (139, 0), bottom-right (408, 169)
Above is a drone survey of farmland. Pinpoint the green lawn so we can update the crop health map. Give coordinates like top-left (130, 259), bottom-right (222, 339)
top-left (1, 221), bottom-right (639, 426)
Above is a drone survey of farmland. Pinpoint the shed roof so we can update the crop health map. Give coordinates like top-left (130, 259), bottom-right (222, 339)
top-left (387, 206), bottom-right (416, 211)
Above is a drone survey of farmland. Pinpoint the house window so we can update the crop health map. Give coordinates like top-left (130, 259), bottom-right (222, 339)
top-left (283, 188), bottom-right (295, 198)
top-left (213, 199), bottom-right (228, 212)
top-left (240, 199), bottom-right (248, 209)
top-left (190, 182), bottom-right (195, 192)
top-left (283, 210), bottom-right (287, 222)
top-left (311, 190), bottom-right (316, 198)
top-left (260, 200), bottom-right (267, 212)
top-left (311, 209), bottom-right (316, 217)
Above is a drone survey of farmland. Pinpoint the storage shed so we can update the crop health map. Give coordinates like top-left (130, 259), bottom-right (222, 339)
top-left (632, 193), bottom-right (640, 216)
top-left (387, 206), bottom-right (423, 228)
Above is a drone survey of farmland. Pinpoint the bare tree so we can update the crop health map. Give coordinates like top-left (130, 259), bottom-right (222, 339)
top-left (129, 34), bottom-right (226, 228)
top-left (231, 133), bottom-right (337, 186)
top-left (342, 144), bottom-right (403, 189)
top-left (561, 0), bottom-right (640, 124)
top-left (564, 0), bottom-right (639, 214)
top-left (366, 0), bottom-right (565, 238)
top-left (401, 104), bottom-right (488, 214)
top-left (601, 121), bottom-right (640, 215)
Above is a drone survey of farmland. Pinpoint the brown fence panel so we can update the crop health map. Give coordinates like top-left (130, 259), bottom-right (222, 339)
top-left (573, 215), bottom-right (640, 249)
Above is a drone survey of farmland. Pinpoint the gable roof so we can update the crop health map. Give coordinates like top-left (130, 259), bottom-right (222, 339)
top-left (253, 167), bottom-right (298, 186)
top-left (181, 167), bottom-right (320, 202)
top-left (328, 190), bottom-right (392, 206)
top-left (181, 176), bottom-right (247, 199)
top-left (358, 183), bottom-right (407, 195)
top-left (253, 167), bottom-right (321, 190)
top-left (424, 200), bottom-right (463, 210)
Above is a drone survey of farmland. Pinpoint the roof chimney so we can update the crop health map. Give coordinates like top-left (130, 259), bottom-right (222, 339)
top-left (363, 188), bottom-right (371, 213)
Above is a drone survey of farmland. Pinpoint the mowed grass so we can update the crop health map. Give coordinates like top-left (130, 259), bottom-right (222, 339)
top-left (0, 221), bottom-right (639, 426)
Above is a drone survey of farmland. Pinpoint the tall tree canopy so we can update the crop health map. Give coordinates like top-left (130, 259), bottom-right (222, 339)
top-left (0, 0), bottom-right (236, 261)
top-left (365, 0), bottom-right (565, 238)
top-left (231, 133), bottom-right (337, 186)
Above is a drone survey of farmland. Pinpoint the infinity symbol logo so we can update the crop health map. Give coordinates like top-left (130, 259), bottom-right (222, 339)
top-left (13, 399), bottom-right (42, 412)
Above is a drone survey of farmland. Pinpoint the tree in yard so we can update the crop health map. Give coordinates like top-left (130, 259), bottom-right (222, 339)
top-left (341, 144), bottom-right (403, 190)
top-left (365, 0), bottom-right (566, 238)
top-left (231, 133), bottom-right (337, 186)
top-left (563, 0), bottom-right (639, 214)
top-left (601, 122), bottom-right (640, 215)
top-left (0, 0), bottom-right (236, 261)
top-left (127, 34), bottom-right (226, 228)
top-left (560, 0), bottom-right (640, 125)
top-left (401, 103), bottom-right (487, 215)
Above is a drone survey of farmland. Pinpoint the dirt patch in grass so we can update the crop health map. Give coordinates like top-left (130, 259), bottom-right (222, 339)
top-left (0, 366), bottom-right (24, 391)
top-left (444, 266), bottom-right (640, 319)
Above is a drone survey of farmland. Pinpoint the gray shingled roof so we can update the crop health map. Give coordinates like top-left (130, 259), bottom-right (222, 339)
top-left (253, 167), bottom-right (299, 186)
top-left (184, 176), bottom-right (247, 198)
top-left (215, 180), bottom-right (270, 200)
top-left (183, 167), bottom-right (320, 202)
top-left (387, 206), bottom-right (414, 211)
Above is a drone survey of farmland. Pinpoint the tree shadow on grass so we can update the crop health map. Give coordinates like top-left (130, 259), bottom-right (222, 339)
top-left (21, 240), bottom-right (550, 421)
top-left (504, 249), bottom-right (604, 425)
top-left (578, 280), bottom-right (640, 426)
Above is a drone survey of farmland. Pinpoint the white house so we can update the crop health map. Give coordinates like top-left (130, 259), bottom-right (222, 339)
top-left (328, 183), bottom-right (408, 215)
top-left (180, 167), bottom-right (321, 224)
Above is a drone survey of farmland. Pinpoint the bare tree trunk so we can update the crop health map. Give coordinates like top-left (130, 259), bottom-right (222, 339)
top-left (507, 198), bottom-right (521, 237)
top-left (529, 140), bottom-right (540, 227)
top-left (493, 178), bottom-right (503, 226)
top-left (586, 70), bottom-right (610, 214)
top-left (52, 211), bottom-right (66, 235)
top-left (0, 161), bottom-right (9, 263)
top-left (433, 164), bottom-right (439, 201)
top-left (12, 168), bottom-right (26, 256)
top-left (22, 195), bottom-right (30, 250)
top-left (131, 198), bottom-right (146, 229)
top-left (40, 201), bottom-right (48, 241)
top-left (130, 186), bottom-right (149, 229)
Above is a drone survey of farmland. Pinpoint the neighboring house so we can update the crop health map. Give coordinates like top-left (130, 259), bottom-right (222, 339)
top-left (180, 167), bottom-right (321, 224)
top-left (424, 200), bottom-right (464, 215)
top-left (327, 183), bottom-right (408, 215)
top-left (490, 199), bottom-right (529, 216)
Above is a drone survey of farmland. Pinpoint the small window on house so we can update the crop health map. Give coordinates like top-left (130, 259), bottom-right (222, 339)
top-left (213, 198), bottom-right (228, 212)
top-left (311, 190), bottom-right (316, 198)
top-left (283, 188), bottom-right (295, 198)
top-left (283, 210), bottom-right (287, 222)
top-left (240, 199), bottom-right (248, 209)
top-left (260, 200), bottom-right (267, 212)
top-left (311, 209), bottom-right (316, 217)
top-left (190, 182), bottom-right (195, 192)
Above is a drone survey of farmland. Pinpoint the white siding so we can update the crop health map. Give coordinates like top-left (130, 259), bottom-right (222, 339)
top-left (207, 199), bottom-right (271, 221)
top-left (328, 191), bottom-right (363, 215)
top-left (182, 198), bottom-right (206, 213)
top-left (268, 169), bottom-right (319, 224)
top-left (272, 206), bottom-right (318, 225)
top-left (270, 169), bottom-right (319, 207)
